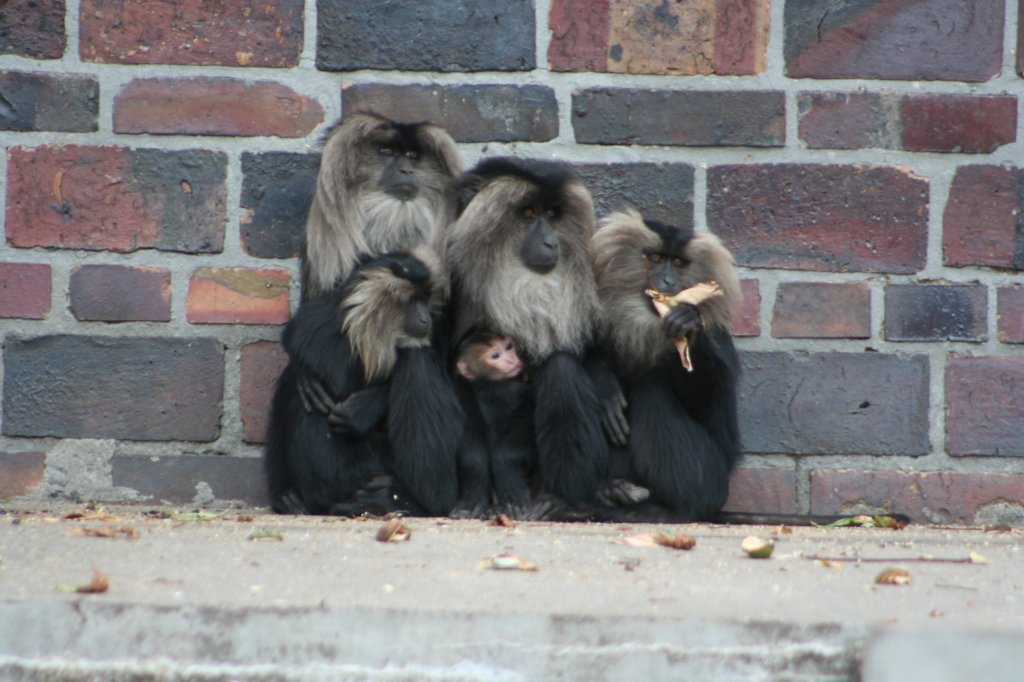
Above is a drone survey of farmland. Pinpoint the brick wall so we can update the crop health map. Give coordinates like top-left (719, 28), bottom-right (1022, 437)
top-left (2, 0), bottom-right (1023, 526)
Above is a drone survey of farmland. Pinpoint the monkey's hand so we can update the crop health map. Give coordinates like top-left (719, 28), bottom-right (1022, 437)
top-left (328, 386), bottom-right (389, 437)
top-left (662, 302), bottom-right (702, 340)
top-left (601, 392), bottom-right (630, 446)
top-left (597, 479), bottom-right (651, 507)
top-left (296, 372), bottom-right (335, 415)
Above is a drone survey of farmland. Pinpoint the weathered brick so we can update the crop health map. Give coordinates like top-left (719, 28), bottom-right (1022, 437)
top-left (0, 0), bottom-right (65, 59)
top-left (0, 451), bottom-right (45, 499)
top-left (549, 0), bottom-right (768, 75)
top-left (343, 84), bottom-right (558, 143)
top-left (240, 341), bottom-right (288, 444)
top-left (901, 95), bottom-right (1016, 154)
top-left (946, 355), bottom-right (1024, 457)
top-left (884, 283), bottom-right (986, 342)
top-left (240, 152), bottom-right (318, 259)
top-left (187, 268), bottom-right (290, 325)
top-left (773, 282), bottom-right (871, 339)
top-left (112, 455), bottom-right (267, 506)
top-left (572, 89), bottom-right (784, 147)
top-left (317, 0), bottom-right (535, 72)
top-left (731, 279), bottom-right (761, 337)
top-left (6, 145), bottom-right (226, 254)
top-left (942, 165), bottom-right (1024, 270)
top-left (1019, 1), bottom-right (1024, 78)
top-left (798, 92), bottom-right (899, 150)
top-left (114, 78), bottom-right (323, 138)
top-left (785, 0), bottom-right (1003, 82)
top-left (69, 265), bottom-right (170, 323)
top-left (2, 335), bottom-right (224, 441)
top-left (0, 263), bottom-right (51, 319)
top-left (998, 285), bottom-right (1024, 344)
top-left (721, 466), bottom-right (797, 515)
top-left (0, 72), bottom-right (97, 132)
top-left (576, 163), bottom-right (693, 225)
top-left (811, 469), bottom-right (1024, 526)
top-left (708, 164), bottom-right (929, 273)
top-left (79, 0), bottom-right (303, 67)
top-left (739, 351), bottom-right (930, 456)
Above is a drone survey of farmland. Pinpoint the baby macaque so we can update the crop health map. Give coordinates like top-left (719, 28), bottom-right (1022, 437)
top-left (456, 334), bottom-right (525, 382)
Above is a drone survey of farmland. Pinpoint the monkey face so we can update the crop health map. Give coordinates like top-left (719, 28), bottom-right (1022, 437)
top-left (401, 298), bottom-right (432, 340)
top-left (370, 133), bottom-right (422, 200)
top-left (518, 203), bottom-right (561, 273)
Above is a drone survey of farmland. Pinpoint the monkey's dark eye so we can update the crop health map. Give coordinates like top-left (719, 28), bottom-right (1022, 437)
top-left (490, 351), bottom-right (501, 360)
top-left (648, 253), bottom-right (663, 264)
top-left (404, 150), bottom-right (419, 160)
top-left (523, 207), bottom-right (537, 220)
top-left (379, 146), bottom-right (396, 157)
top-left (504, 342), bottom-right (514, 351)
top-left (671, 257), bottom-right (686, 268)
top-left (545, 208), bottom-right (557, 219)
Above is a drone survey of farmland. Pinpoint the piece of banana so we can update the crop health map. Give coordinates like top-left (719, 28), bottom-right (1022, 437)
top-left (645, 281), bottom-right (722, 372)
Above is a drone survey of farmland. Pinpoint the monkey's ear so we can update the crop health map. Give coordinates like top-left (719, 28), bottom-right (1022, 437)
top-left (456, 357), bottom-right (476, 380)
top-left (456, 173), bottom-right (487, 214)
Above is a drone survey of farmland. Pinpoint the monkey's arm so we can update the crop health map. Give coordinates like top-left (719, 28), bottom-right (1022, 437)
top-left (327, 385), bottom-right (390, 437)
top-left (586, 352), bottom-right (629, 447)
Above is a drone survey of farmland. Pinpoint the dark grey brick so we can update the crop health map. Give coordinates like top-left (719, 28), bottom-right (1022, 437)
top-left (240, 152), bottom-right (318, 259)
top-left (575, 163), bottom-right (694, 226)
top-left (0, 72), bottom-right (98, 132)
top-left (884, 284), bottom-right (987, 342)
top-left (113, 455), bottom-right (268, 506)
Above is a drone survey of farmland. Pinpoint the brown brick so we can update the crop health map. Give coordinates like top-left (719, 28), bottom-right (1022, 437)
top-left (0, 0), bottom-right (65, 59)
top-left (0, 263), bottom-right (51, 319)
top-left (240, 341), bottom-right (288, 444)
top-left (946, 355), bottom-right (1024, 456)
top-left (901, 95), bottom-right (1016, 154)
top-left (740, 351), bottom-right (929, 456)
top-left (731, 279), bottom-right (761, 337)
top-left (112, 455), bottom-right (268, 506)
top-left (3, 335), bottom-right (224, 441)
top-left (811, 469), bottom-right (1024, 526)
top-left (573, 89), bottom-right (784, 147)
top-left (80, 0), bottom-right (302, 67)
top-left (114, 78), bottom-right (323, 138)
top-left (797, 92), bottom-right (899, 150)
top-left (576, 163), bottom-right (693, 226)
top-left (0, 451), bottom-right (45, 499)
top-left (6, 145), bottom-right (226, 254)
top-left (721, 466), bottom-right (797, 515)
top-left (773, 282), bottom-right (871, 339)
top-left (884, 283), bottom-right (986, 342)
top-left (942, 165), bottom-right (1024, 270)
top-left (549, 0), bottom-right (768, 75)
top-left (343, 83), bottom-right (558, 143)
top-left (708, 164), bottom-right (929, 274)
top-left (0, 72), bottom-right (98, 132)
top-left (69, 265), bottom-right (170, 323)
top-left (187, 268), bottom-right (290, 325)
top-left (998, 285), bottom-right (1024, 344)
top-left (785, 0), bottom-right (1003, 82)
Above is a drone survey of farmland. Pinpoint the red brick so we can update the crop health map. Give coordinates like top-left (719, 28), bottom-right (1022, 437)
top-left (708, 164), bottom-right (929, 274)
top-left (998, 285), bottom-right (1024, 344)
top-left (797, 92), bottom-right (898, 150)
top-left (721, 466), bottom-right (797, 515)
top-left (942, 165), bottom-right (1023, 270)
top-left (3, 336), bottom-right (224, 441)
top-left (187, 268), bottom-right (290, 325)
top-left (901, 95), bottom-right (1016, 154)
top-left (785, 0), bottom-right (1003, 83)
top-left (240, 341), bottom-right (288, 444)
top-left (573, 89), bottom-right (784, 147)
top-left (731, 279), bottom-right (761, 337)
top-left (344, 83), bottom-right (557, 143)
top-left (549, 0), bottom-right (767, 75)
top-left (80, 0), bottom-right (303, 67)
top-left (0, 263), bottom-right (51, 319)
top-left (773, 282), bottom-right (871, 339)
top-left (6, 145), bottom-right (226, 254)
top-left (112, 455), bottom-right (267, 506)
top-left (946, 356), bottom-right (1024, 457)
top-left (548, 0), bottom-right (610, 72)
top-left (69, 265), bottom-right (170, 322)
top-left (0, 451), bottom-right (45, 499)
top-left (114, 78), bottom-right (323, 138)
top-left (885, 284), bottom-right (986, 342)
top-left (811, 469), bottom-right (1024, 526)
top-left (0, 0), bottom-right (65, 59)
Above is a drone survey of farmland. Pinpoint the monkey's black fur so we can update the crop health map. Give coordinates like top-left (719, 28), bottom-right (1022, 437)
top-left (264, 252), bottom-right (463, 516)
